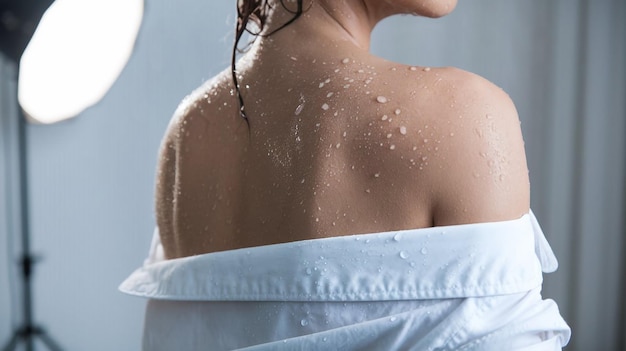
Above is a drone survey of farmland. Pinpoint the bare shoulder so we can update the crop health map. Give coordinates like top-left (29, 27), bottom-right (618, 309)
top-left (154, 70), bottom-right (236, 258)
top-left (396, 66), bottom-right (530, 225)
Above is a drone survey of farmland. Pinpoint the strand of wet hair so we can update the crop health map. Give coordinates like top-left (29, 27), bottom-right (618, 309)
top-left (231, 0), bottom-right (305, 126)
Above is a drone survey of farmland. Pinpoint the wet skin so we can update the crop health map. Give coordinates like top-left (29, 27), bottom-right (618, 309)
top-left (156, 0), bottom-right (529, 258)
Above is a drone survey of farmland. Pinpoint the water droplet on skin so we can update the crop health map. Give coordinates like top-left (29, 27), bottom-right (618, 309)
top-left (335, 143), bottom-right (341, 149)
top-left (422, 156), bottom-right (428, 161)
top-left (412, 146), bottom-right (417, 151)
top-left (374, 173), bottom-right (380, 178)
top-left (399, 251), bottom-right (409, 259)
top-left (327, 92), bottom-right (334, 98)
top-left (376, 96), bottom-right (388, 103)
top-left (381, 115), bottom-right (388, 121)
top-left (423, 67), bottom-right (431, 72)
top-left (410, 66), bottom-right (417, 71)
top-left (400, 126), bottom-right (407, 135)
top-left (423, 139), bottom-right (429, 143)
top-left (319, 82), bottom-right (325, 88)
top-left (421, 247), bottom-right (428, 255)
top-left (301, 178), bottom-right (305, 184)
top-left (325, 78), bottom-right (331, 83)
top-left (395, 109), bottom-right (401, 115)
top-left (449, 132), bottom-right (455, 137)
top-left (387, 133), bottom-right (393, 139)
top-left (322, 103), bottom-right (329, 110)
top-left (301, 319), bottom-right (309, 326)
top-left (486, 114), bottom-right (493, 119)
top-left (365, 188), bottom-right (371, 193)
top-left (315, 217), bottom-right (320, 222)
top-left (290, 56), bottom-right (298, 61)
top-left (342, 58), bottom-right (350, 64)
top-left (390, 144), bottom-right (396, 150)
top-left (342, 131), bottom-right (347, 137)
top-left (295, 95), bottom-right (305, 115)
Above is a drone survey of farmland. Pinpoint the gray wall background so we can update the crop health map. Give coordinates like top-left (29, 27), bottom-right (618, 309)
top-left (1, 0), bottom-right (624, 350)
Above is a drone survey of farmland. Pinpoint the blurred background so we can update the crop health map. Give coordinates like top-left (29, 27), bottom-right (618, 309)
top-left (0, 0), bottom-right (624, 350)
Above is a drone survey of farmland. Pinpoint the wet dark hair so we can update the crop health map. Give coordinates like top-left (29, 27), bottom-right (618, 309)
top-left (232, 0), bottom-right (305, 123)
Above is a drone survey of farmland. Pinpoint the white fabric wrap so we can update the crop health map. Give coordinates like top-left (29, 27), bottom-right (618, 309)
top-left (120, 211), bottom-right (571, 350)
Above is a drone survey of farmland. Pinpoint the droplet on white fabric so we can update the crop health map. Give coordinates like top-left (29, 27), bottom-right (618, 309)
top-left (300, 319), bottom-right (309, 326)
top-left (399, 251), bottom-right (409, 259)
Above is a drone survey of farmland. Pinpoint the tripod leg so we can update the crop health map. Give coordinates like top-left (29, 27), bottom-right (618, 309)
top-left (37, 332), bottom-right (64, 351)
top-left (1, 332), bottom-right (20, 351)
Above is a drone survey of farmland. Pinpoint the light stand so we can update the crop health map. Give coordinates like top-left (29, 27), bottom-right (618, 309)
top-left (1, 76), bottom-right (63, 351)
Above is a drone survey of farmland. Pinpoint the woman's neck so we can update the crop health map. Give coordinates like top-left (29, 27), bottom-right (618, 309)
top-left (262, 0), bottom-right (383, 52)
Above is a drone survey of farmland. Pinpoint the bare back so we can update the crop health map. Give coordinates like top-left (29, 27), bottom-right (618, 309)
top-left (156, 40), bottom-right (530, 259)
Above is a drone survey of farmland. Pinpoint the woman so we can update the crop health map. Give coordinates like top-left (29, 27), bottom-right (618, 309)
top-left (121, 0), bottom-right (570, 349)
